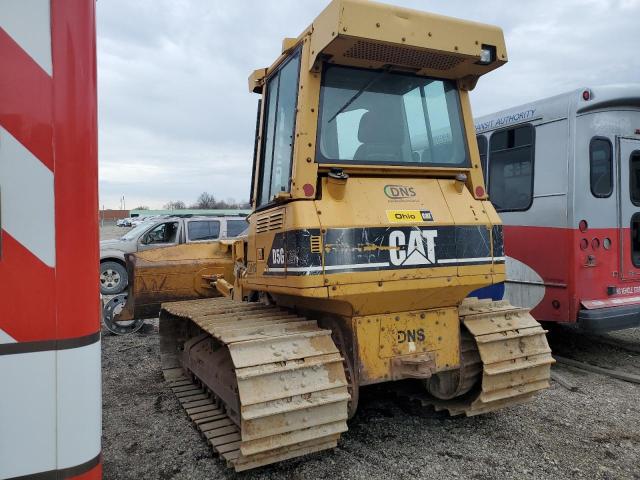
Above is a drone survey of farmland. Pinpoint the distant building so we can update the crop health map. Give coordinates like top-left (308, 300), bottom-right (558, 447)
top-left (100, 209), bottom-right (129, 221)
top-left (129, 208), bottom-right (251, 218)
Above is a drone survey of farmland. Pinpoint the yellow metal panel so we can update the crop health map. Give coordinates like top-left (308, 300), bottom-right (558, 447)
top-left (248, 68), bottom-right (268, 93)
top-left (308, 0), bottom-right (506, 81)
top-left (437, 178), bottom-right (485, 225)
top-left (282, 37), bottom-right (298, 54)
top-left (355, 308), bottom-right (460, 384)
top-left (317, 177), bottom-right (454, 228)
top-left (437, 178), bottom-right (496, 278)
top-left (121, 242), bottom-right (234, 320)
top-left (459, 89), bottom-right (487, 197)
top-left (289, 37), bottom-right (321, 201)
top-left (328, 276), bottom-right (478, 315)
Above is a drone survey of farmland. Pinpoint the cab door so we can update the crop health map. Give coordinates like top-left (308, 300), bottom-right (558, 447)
top-left (617, 136), bottom-right (640, 279)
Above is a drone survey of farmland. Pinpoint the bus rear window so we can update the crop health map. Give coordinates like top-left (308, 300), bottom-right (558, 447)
top-left (488, 125), bottom-right (535, 212)
top-left (590, 137), bottom-right (613, 198)
top-left (632, 213), bottom-right (640, 267)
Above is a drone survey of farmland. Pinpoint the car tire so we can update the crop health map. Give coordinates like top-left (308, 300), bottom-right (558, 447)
top-left (100, 261), bottom-right (128, 295)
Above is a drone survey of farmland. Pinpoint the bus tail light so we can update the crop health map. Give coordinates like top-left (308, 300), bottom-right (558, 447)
top-left (579, 220), bottom-right (588, 232)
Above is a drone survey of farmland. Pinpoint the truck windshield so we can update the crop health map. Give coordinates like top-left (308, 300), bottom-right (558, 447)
top-left (317, 65), bottom-right (468, 167)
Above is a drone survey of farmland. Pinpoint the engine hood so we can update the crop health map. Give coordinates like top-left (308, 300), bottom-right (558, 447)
top-left (100, 238), bottom-right (134, 260)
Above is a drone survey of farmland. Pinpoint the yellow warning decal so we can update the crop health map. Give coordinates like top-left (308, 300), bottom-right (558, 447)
top-left (386, 210), bottom-right (434, 223)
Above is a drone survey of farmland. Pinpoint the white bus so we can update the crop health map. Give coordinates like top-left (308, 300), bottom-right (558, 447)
top-left (475, 85), bottom-right (640, 332)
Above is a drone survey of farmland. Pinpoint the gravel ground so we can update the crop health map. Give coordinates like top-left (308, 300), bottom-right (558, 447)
top-left (102, 324), bottom-right (640, 480)
top-left (100, 226), bottom-right (640, 480)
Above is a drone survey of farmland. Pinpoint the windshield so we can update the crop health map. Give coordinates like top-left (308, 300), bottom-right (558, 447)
top-left (317, 65), bottom-right (469, 167)
top-left (120, 221), bottom-right (155, 241)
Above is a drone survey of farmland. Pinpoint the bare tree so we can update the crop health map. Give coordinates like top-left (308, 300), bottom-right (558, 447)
top-left (164, 200), bottom-right (186, 210)
top-left (192, 192), bottom-right (217, 209)
top-left (134, 205), bottom-right (150, 210)
top-left (184, 192), bottom-right (250, 210)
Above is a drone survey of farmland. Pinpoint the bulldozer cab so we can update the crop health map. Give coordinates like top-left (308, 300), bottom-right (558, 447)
top-left (250, 0), bottom-right (506, 202)
top-left (245, 0), bottom-right (507, 313)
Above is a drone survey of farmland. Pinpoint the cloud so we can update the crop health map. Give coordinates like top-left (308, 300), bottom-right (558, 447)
top-left (97, 0), bottom-right (640, 209)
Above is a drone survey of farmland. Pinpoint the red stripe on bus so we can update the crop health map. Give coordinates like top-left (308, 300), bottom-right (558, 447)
top-left (504, 224), bottom-right (638, 323)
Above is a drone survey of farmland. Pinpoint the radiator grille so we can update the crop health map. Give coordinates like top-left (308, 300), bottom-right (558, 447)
top-left (344, 40), bottom-right (465, 71)
top-left (255, 210), bottom-right (284, 233)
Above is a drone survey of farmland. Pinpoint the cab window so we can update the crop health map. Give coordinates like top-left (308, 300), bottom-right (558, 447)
top-left (188, 220), bottom-right (220, 241)
top-left (590, 137), bottom-right (613, 198)
top-left (488, 125), bottom-right (535, 211)
top-left (257, 49), bottom-right (301, 207)
top-left (317, 65), bottom-right (468, 167)
top-left (142, 222), bottom-right (179, 244)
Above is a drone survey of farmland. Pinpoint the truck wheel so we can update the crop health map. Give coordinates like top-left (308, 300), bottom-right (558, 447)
top-left (100, 261), bottom-right (128, 295)
top-left (102, 294), bottom-right (144, 335)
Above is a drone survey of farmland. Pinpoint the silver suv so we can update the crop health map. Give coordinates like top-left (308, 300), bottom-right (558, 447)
top-left (99, 215), bottom-right (248, 294)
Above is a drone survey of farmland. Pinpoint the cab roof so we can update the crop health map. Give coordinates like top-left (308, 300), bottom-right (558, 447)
top-left (250, 0), bottom-right (507, 93)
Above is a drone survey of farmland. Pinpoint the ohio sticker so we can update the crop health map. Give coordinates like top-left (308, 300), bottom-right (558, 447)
top-left (386, 209), bottom-right (434, 223)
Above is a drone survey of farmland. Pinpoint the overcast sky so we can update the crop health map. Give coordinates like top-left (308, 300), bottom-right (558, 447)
top-left (96, 0), bottom-right (640, 210)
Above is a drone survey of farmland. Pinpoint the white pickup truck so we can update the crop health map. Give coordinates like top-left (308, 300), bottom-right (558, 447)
top-left (99, 215), bottom-right (248, 294)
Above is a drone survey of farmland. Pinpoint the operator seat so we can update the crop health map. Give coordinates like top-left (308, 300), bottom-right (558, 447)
top-left (353, 110), bottom-right (404, 163)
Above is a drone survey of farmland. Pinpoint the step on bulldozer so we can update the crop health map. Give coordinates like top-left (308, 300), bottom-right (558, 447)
top-left (113, 0), bottom-right (554, 471)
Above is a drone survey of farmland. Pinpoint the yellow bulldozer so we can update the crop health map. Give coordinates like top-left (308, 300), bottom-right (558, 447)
top-left (109, 0), bottom-right (554, 471)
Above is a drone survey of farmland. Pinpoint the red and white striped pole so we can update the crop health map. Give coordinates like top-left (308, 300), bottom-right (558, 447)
top-left (0, 1), bottom-right (101, 479)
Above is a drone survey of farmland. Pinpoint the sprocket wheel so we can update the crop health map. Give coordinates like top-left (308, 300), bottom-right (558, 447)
top-left (423, 327), bottom-right (482, 400)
